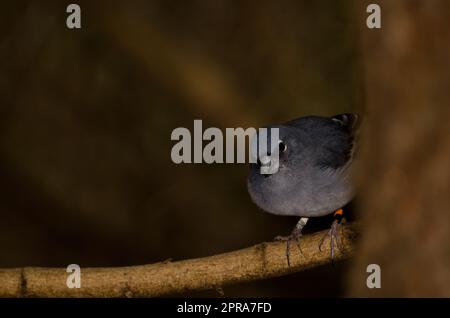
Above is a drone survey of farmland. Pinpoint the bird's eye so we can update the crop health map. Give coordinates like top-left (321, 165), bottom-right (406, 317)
top-left (278, 140), bottom-right (287, 153)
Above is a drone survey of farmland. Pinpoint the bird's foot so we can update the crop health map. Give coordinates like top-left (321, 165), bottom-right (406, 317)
top-left (274, 217), bottom-right (309, 267)
top-left (274, 232), bottom-right (303, 267)
top-left (319, 209), bottom-right (345, 260)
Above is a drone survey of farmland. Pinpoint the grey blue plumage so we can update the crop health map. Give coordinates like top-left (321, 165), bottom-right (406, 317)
top-left (247, 113), bottom-right (360, 264)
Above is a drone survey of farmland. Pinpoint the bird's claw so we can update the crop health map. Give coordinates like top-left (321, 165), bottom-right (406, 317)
top-left (274, 232), bottom-right (303, 267)
top-left (318, 219), bottom-right (344, 260)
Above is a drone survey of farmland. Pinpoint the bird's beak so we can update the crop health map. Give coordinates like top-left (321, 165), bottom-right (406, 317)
top-left (259, 155), bottom-right (279, 175)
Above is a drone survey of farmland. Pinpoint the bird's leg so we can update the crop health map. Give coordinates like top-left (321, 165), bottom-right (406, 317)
top-left (275, 217), bottom-right (309, 267)
top-left (319, 208), bottom-right (345, 260)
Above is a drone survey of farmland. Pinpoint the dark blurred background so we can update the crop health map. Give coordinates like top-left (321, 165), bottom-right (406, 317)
top-left (0, 0), bottom-right (361, 296)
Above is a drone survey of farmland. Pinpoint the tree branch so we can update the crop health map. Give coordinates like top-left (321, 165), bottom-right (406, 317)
top-left (0, 222), bottom-right (359, 297)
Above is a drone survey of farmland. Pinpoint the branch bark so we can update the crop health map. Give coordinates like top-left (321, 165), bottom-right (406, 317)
top-left (0, 222), bottom-right (358, 297)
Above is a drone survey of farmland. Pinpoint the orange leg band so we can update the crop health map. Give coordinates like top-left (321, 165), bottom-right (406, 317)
top-left (334, 208), bottom-right (344, 217)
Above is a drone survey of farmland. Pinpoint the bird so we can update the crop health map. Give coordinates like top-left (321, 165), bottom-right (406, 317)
top-left (247, 113), bottom-right (360, 266)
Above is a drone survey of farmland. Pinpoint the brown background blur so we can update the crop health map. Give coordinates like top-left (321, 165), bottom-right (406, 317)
top-left (0, 1), bottom-right (361, 296)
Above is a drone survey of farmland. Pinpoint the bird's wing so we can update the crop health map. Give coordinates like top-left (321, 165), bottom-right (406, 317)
top-left (316, 113), bottom-right (361, 171)
top-left (331, 113), bottom-right (361, 163)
